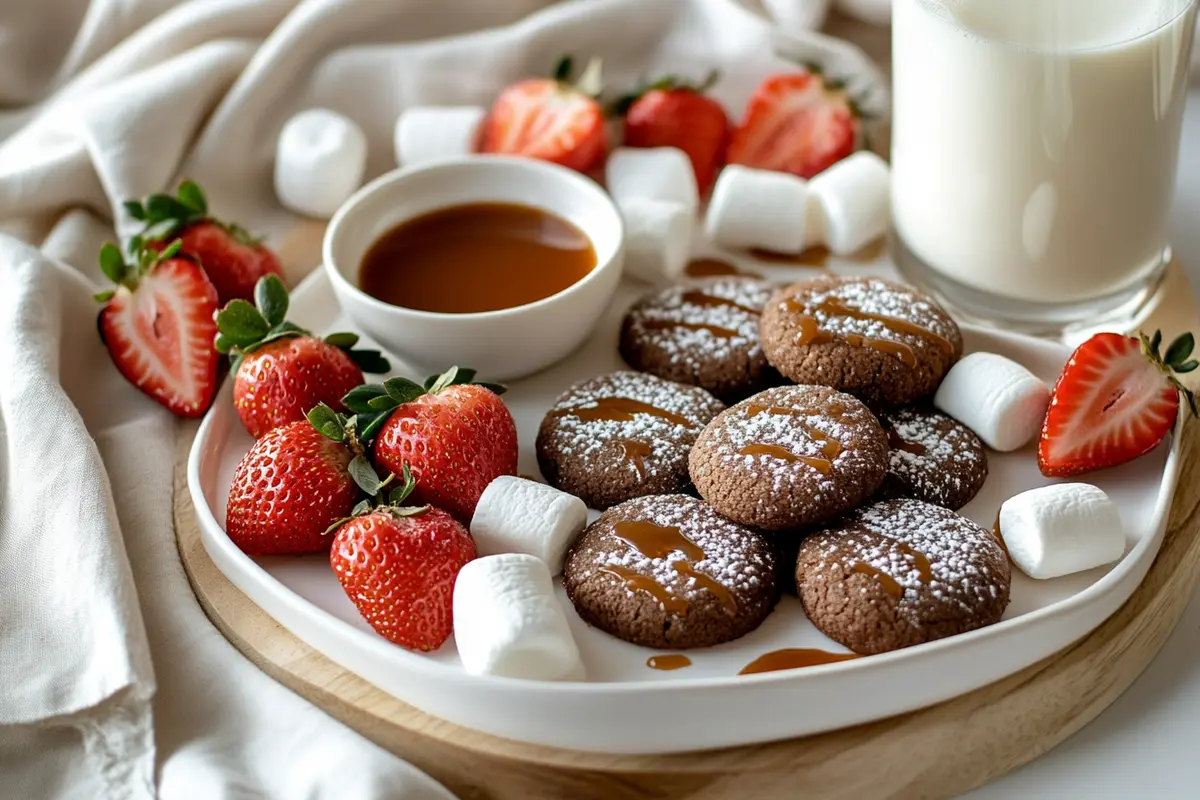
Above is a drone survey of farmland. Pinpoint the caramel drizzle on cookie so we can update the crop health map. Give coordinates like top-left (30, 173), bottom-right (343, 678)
top-left (851, 562), bottom-right (904, 598)
top-left (897, 542), bottom-right (933, 583)
top-left (641, 318), bottom-right (741, 339)
top-left (614, 520), bottom-right (705, 561)
top-left (599, 565), bottom-right (689, 615)
top-left (673, 560), bottom-right (738, 613)
top-left (738, 444), bottom-right (833, 475)
top-left (550, 396), bottom-right (694, 427)
top-left (738, 648), bottom-right (859, 675)
top-left (678, 289), bottom-right (761, 316)
top-left (616, 440), bottom-right (652, 480)
top-left (781, 295), bottom-right (954, 366)
top-left (886, 426), bottom-right (928, 456)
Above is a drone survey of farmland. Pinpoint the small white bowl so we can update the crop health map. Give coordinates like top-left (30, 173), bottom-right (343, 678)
top-left (323, 156), bottom-right (625, 381)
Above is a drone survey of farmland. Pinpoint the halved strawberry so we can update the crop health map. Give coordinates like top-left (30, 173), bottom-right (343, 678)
top-left (726, 67), bottom-right (863, 179)
top-left (479, 55), bottom-right (608, 173)
top-left (125, 180), bottom-right (284, 304)
top-left (95, 240), bottom-right (219, 417)
top-left (1038, 330), bottom-right (1198, 477)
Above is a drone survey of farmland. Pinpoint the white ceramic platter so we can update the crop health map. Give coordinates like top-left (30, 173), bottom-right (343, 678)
top-left (188, 264), bottom-right (1181, 755)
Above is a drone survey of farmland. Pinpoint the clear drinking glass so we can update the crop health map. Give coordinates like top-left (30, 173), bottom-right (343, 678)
top-left (890, 0), bottom-right (1198, 336)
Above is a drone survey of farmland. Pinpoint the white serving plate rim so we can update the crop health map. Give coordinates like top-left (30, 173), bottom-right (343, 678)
top-left (187, 268), bottom-right (1184, 699)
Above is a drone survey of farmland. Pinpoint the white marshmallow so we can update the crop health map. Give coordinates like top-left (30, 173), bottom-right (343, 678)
top-left (605, 147), bottom-right (699, 213)
top-left (393, 105), bottom-right (486, 167)
top-left (452, 553), bottom-right (584, 681)
top-left (934, 352), bottom-right (1050, 452)
top-left (274, 109), bottom-right (368, 219)
top-left (705, 165), bottom-right (808, 253)
top-left (470, 476), bottom-right (587, 575)
top-left (618, 198), bottom-right (694, 285)
top-left (999, 484), bottom-right (1126, 579)
top-left (809, 151), bottom-right (891, 255)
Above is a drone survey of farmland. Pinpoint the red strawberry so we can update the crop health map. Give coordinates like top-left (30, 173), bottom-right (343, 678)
top-left (480, 55), bottom-right (608, 173)
top-left (226, 406), bottom-right (381, 555)
top-left (95, 240), bottom-right (219, 417)
top-left (126, 180), bottom-right (284, 304)
top-left (1038, 330), bottom-right (1198, 477)
top-left (330, 469), bottom-right (477, 651)
top-left (727, 67), bottom-right (863, 179)
top-left (618, 70), bottom-right (730, 193)
top-left (215, 275), bottom-right (389, 439)
top-left (345, 367), bottom-right (518, 523)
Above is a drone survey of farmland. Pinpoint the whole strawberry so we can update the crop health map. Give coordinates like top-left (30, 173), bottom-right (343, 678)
top-left (345, 366), bottom-right (518, 523)
top-left (226, 405), bottom-right (382, 555)
top-left (727, 66), bottom-right (864, 179)
top-left (330, 468), bottom-right (477, 651)
top-left (617, 69), bottom-right (730, 193)
top-left (125, 180), bottom-right (283, 304)
top-left (215, 275), bottom-right (389, 439)
top-left (95, 239), bottom-right (220, 417)
top-left (1038, 329), bottom-right (1198, 477)
top-left (480, 55), bottom-right (608, 173)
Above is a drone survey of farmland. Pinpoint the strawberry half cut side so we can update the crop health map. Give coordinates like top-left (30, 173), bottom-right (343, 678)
top-left (95, 240), bottom-right (220, 417)
top-left (1037, 329), bottom-right (1197, 478)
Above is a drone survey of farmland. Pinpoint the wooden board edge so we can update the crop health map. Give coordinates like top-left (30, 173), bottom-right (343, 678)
top-left (172, 417), bottom-right (1200, 800)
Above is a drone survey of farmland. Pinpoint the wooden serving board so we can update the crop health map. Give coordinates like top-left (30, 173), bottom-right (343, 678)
top-left (174, 215), bottom-right (1200, 798)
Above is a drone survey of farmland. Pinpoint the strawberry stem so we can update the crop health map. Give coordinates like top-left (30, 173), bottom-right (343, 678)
top-left (1139, 329), bottom-right (1199, 418)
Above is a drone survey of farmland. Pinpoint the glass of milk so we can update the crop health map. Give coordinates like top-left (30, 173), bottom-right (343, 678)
top-left (891, 0), bottom-right (1198, 334)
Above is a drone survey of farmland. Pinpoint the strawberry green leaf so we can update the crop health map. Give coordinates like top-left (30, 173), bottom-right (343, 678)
top-left (93, 289), bottom-right (115, 303)
top-left (384, 377), bottom-right (426, 405)
top-left (476, 382), bottom-right (508, 396)
top-left (177, 180), bottom-right (207, 214)
top-left (427, 366), bottom-right (459, 394)
top-left (160, 239), bottom-right (183, 260)
top-left (368, 394), bottom-right (399, 410)
top-left (254, 274), bottom-right (289, 327)
top-left (389, 463), bottom-right (418, 506)
top-left (306, 403), bottom-right (346, 442)
top-left (142, 218), bottom-right (179, 242)
top-left (450, 367), bottom-right (477, 385)
top-left (347, 349), bottom-right (390, 374)
top-left (1176, 360), bottom-right (1199, 374)
top-left (348, 454), bottom-right (381, 495)
top-left (355, 410), bottom-right (390, 444)
top-left (146, 193), bottom-right (191, 223)
top-left (214, 332), bottom-right (237, 354)
top-left (1165, 332), bottom-right (1195, 366)
top-left (123, 200), bottom-right (147, 221)
top-left (215, 300), bottom-right (270, 346)
top-left (98, 243), bottom-right (127, 285)
top-left (350, 499), bottom-right (372, 517)
top-left (323, 331), bottom-right (359, 349)
top-left (553, 55), bottom-right (574, 82)
top-left (1151, 329), bottom-right (1163, 358)
top-left (342, 384), bottom-right (389, 414)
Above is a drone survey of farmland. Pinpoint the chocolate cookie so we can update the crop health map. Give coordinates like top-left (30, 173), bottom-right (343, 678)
top-left (536, 371), bottom-right (725, 510)
top-left (562, 494), bottom-right (780, 648)
top-left (619, 277), bottom-right (781, 402)
top-left (880, 408), bottom-right (988, 510)
top-left (759, 276), bottom-right (963, 407)
top-left (688, 385), bottom-right (888, 531)
top-left (796, 498), bottom-right (1010, 655)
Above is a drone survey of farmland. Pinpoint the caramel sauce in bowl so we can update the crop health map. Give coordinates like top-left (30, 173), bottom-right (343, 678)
top-left (323, 155), bottom-right (624, 381)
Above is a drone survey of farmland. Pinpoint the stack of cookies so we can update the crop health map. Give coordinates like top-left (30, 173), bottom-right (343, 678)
top-left (537, 274), bottom-right (1012, 657)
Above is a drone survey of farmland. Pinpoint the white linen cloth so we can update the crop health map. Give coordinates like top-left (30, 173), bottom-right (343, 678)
top-left (0, 0), bottom-right (872, 797)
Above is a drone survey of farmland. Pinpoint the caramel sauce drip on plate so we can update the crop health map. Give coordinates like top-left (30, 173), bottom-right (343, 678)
top-left (641, 318), bottom-right (740, 339)
top-left (617, 440), bottom-right (652, 480)
top-left (739, 648), bottom-right (859, 675)
top-left (551, 396), bottom-right (694, 427)
top-left (673, 561), bottom-right (738, 613)
top-left (887, 426), bottom-right (928, 456)
top-left (599, 564), bottom-right (689, 615)
top-left (852, 562), bottom-right (904, 598)
top-left (685, 258), bottom-right (762, 279)
top-left (679, 289), bottom-right (761, 316)
top-left (749, 247), bottom-right (829, 267)
top-left (738, 443), bottom-right (832, 475)
top-left (646, 654), bottom-right (692, 671)
top-left (614, 520), bottom-right (706, 561)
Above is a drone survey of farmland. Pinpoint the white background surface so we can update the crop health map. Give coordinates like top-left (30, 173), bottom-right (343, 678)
top-left (965, 86), bottom-right (1200, 799)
